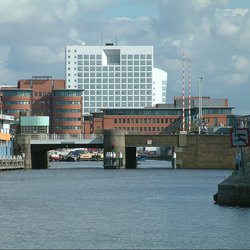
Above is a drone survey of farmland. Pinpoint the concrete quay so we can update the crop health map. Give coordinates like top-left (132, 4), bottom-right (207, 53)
top-left (214, 173), bottom-right (250, 206)
top-left (214, 146), bottom-right (250, 206)
top-left (0, 158), bottom-right (24, 171)
top-left (214, 162), bottom-right (250, 206)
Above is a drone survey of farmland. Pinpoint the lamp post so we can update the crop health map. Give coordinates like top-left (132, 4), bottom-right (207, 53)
top-left (198, 77), bottom-right (203, 135)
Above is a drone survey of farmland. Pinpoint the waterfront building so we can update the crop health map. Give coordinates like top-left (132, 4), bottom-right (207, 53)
top-left (65, 44), bottom-right (167, 114)
top-left (1, 88), bottom-right (33, 120)
top-left (18, 76), bottom-right (65, 117)
top-left (0, 77), bottom-right (83, 134)
top-left (83, 96), bottom-right (234, 134)
top-left (0, 114), bottom-right (14, 157)
top-left (52, 89), bottom-right (83, 134)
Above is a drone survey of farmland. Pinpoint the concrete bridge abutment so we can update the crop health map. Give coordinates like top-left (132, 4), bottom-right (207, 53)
top-left (15, 134), bottom-right (32, 169)
top-left (15, 134), bottom-right (49, 169)
top-left (103, 129), bottom-right (127, 168)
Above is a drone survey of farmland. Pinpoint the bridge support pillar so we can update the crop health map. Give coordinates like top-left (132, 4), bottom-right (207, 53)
top-left (175, 132), bottom-right (187, 168)
top-left (103, 129), bottom-right (126, 169)
top-left (15, 134), bottom-right (32, 169)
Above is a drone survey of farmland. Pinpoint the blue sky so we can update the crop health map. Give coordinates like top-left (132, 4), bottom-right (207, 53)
top-left (229, 0), bottom-right (250, 8)
top-left (0, 0), bottom-right (249, 115)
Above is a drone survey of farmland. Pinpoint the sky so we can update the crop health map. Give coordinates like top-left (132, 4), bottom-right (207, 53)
top-left (0, 0), bottom-right (249, 115)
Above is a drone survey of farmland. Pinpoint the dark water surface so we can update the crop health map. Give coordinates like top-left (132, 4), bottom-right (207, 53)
top-left (1, 160), bottom-right (250, 249)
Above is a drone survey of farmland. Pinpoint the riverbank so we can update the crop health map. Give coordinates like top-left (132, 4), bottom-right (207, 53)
top-left (214, 164), bottom-right (250, 206)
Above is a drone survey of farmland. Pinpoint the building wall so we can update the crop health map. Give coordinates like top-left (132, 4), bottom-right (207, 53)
top-left (83, 120), bottom-right (92, 134)
top-left (153, 67), bottom-right (167, 104)
top-left (18, 79), bottom-right (65, 90)
top-left (1, 89), bottom-right (32, 120)
top-left (103, 115), bottom-right (180, 134)
top-left (52, 90), bottom-right (83, 134)
top-left (18, 79), bottom-right (65, 117)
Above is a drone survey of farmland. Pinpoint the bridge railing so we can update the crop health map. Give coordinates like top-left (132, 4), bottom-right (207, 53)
top-left (25, 133), bottom-right (103, 141)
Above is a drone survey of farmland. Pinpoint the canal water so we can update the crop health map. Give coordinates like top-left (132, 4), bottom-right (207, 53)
top-left (1, 160), bottom-right (250, 249)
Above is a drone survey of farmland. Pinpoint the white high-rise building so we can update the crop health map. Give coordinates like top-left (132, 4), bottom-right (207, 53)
top-left (65, 44), bottom-right (167, 114)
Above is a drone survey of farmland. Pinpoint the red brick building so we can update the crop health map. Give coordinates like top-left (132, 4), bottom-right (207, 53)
top-left (1, 77), bottom-right (83, 134)
top-left (51, 89), bottom-right (83, 134)
top-left (18, 77), bottom-right (65, 117)
top-left (83, 96), bottom-right (234, 135)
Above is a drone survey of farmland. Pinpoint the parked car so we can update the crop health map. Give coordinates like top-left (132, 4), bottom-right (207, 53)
top-left (49, 151), bottom-right (61, 162)
top-left (63, 149), bottom-right (87, 161)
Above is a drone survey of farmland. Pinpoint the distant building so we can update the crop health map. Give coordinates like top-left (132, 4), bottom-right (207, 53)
top-left (0, 77), bottom-right (83, 134)
top-left (83, 96), bottom-right (234, 134)
top-left (65, 44), bottom-right (167, 114)
top-left (0, 114), bottom-right (14, 157)
top-left (19, 116), bottom-right (49, 134)
top-left (51, 89), bottom-right (83, 134)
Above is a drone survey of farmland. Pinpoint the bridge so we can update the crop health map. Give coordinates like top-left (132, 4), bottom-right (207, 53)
top-left (15, 130), bottom-right (236, 169)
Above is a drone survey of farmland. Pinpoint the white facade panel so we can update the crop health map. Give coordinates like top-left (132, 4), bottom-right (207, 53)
top-left (152, 67), bottom-right (167, 106)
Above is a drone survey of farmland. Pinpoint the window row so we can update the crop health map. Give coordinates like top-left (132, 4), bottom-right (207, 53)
top-left (55, 101), bottom-right (81, 105)
top-left (77, 78), bottom-right (152, 84)
top-left (76, 72), bottom-right (152, 77)
top-left (76, 60), bottom-right (152, 66)
top-left (105, 109), bottom-right (182, 116)
top-left (56, 126), bottom-right (81, 130)
top-left (53, 91), bottom-right (82, 97)
top-left (82, 84), bottom-right (152, 90)
top-left (21, 126), bottom-right (49, 134)
top-left (3, 101), bottom-right (30, 105)
top-left (84, 89), bottom-right (152, 95)
top-left (71, 54), bottom-right (152, 60)
top-left (114, 118), bottom-right (177, 124)
top-left (84, 101), bottom-right (152, 107)
top-left (56, 109), bottom-right (81, 113)
top-left (3, 91), bottom-right (32, 97)
top-left (4, 109), bottom-right (29, 113)
top-left (73, 66), bottom-right (152, 72)
top-left (114, 127), bottom-right (166, 132)
top-left (67, 53), bottom-right (152, 60)
top-left (84, 95), bottom-right (152, 101)
top-left (34, 92), bottom-right (50, 97)
top-left (56, 117), bottom-right (81, 121)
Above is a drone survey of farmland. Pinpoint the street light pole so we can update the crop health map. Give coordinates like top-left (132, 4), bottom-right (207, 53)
top-left (198, 77), bottom-right (203, 135)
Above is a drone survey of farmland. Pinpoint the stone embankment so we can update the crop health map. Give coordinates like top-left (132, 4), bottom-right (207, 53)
top-left (214, 148), bottom-right (250, 206)
top-left (0, 156), bottom-right (24, 171)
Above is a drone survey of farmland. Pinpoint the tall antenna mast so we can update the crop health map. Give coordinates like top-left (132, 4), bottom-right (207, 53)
top-left (188, 59), bottom-right (191, 132)
top-left (182, 53), bottom-right (185, 131)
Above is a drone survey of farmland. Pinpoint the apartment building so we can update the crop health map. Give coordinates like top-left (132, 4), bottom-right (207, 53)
top-left (65, 44), bottom-right (167, 114)
top-left (1, 77), bottom-right (83, 134)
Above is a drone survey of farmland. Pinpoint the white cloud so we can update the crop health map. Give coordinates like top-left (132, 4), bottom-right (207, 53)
top-left (232, 55), bottom-right (249, 72)
top-left (0, 0), bottom-right (249, 114)
top-left (0, 44), bottom-right (11, 66)
top-left (223, 73), bottom-right (248, 86)
top-left (25, 46), bottom-right (63, 64)
top-left (0, 0), bottom-right (35, 24)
